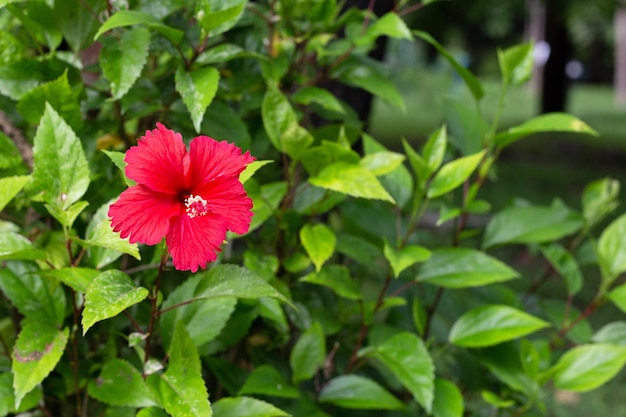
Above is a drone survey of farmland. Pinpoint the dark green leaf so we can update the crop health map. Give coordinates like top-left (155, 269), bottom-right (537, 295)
top-left (444, 97), bottom-right (488, 155)
top-left (175, 66), bottom-right (219, 133)
top-left (292, 86), bottom-right (345, 114)
top-left (94, 10), bottom-right (183, 43)
top-left (238, 365), bottom-right (299, 398)
top-left (196, 0), bottom-right (247, 36)
top-left (88, 359), bottom-right (156, 407)
top-left (319, 375), bottom-right (404, 410)
top-left (553, 344), bottom-right (626, 392)
top-left (449, 305), bottom-right (550, 347)
top-left (246, 181), bottom-right (287, 233)
top-left (196, 43), bottom-right (266, 65)
top-left (300, 265), bottom-right (361, 300)
top-left (432, 378), bottom-right (463, 417)
top-left (211, 396), bottom-right (288, 417)
top-left (101, 27), bottom-right (150, 100)
top-left (290, 322), bottom-right (326, 383)
top-left (540, 244), bottom-right (583, 296)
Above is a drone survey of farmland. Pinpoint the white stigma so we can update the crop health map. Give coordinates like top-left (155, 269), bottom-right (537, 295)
top-left (185, 194), bottom-right (210, 218)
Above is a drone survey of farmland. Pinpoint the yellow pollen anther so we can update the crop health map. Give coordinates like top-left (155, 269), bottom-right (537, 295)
top-left (185, 194), bottom-right (210, 218)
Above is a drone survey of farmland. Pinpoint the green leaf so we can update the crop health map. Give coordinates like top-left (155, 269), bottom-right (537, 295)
top-left (608, 283), bottom-right (626, 313)
top-left (432, 379), bottom-right (463, 417)
top-left (196, 43), bottom-right (267, 65)
top-left (44, 200), bottom-right (88, 229)
top-left (17, 71), bottom-right (81, 129)
top-left (0, 232), bottom-right (44, 261)
top-left (102, 149), bottom-right (135, 186)
top-left (290, 322), bottom-right (326, 383)
top-left (360, 151), bottom-right (405, 176)
top-left (30, 103), bottom-right (90, 210)
top-left (369, 332), bottom-right (434, 412)
top-left (101, 27), bottom-right (150, 100)
top-left (300, 223), bottom-right (336, 272)
top-left (262, 86), bottom-right (313, 159)
top-left (12, 320), bottom-right (68, 407)
top-left (474, 342), bottom-right (535, 395)
top-left (292, 86), bottom-right (345, 114)
top-left (553, 344), bottom-right (626, 392)
top-left (147, 322), bottom-right (211, 417)
top-left (194, 264), bottom-right (292, 307)
top-left (0, 175), bottom-right (29, 212)
top-left (384, 242), bottom-right (431, 278)
top-left (309, 162), bottom-right (395, 203)
top-left (423, 125), bottom-right (447, 172)
top-left (592, 322), bottom-right (626, 346)
top-left (402, 138), bottom-right (430, 186)
top-left (246, 181), bottom-right (287, 233)
top-left (494, 113), bottom-right (598, 149)
top-left (418, 248), bottom-right (519, 288)
top-left (137, 408), bottom-right (169, 417)
top-left (239, 160), bottom-right (272, 184)
top-left (449, 305), bottom-right (550, 347)
top-left (444, 97), bottom-right (488, 155)
top-left (88, 359), bottom-right (156, 407)
top-left (358, 12), bottom-right (412, 46)
top-left (481, 391), bottom-right (514, 408)
top-left (582, 177), bottom-right (620, 228)
top-left (238, 365), bottom-right (299, 398)
top-left (318, 375), bottom-right (404, 410)
top-left (82, 270), bottom-right (149, 335)
top-left (427, 150), bottom-right (485, 198)
top-left (483, 200), bottom-right (583, 249)
top-left (52, 0), bottom-right (99, 51)
top-left (211, 396), bottom-right (288, 417)
top-left (175, 66), bottom-right (219, 133)
top-left (36, 267), bottom-right (99, 293)
top-left (94, 10), bottom-right (183, 43)
top-left (598, 213), bottom-right (626, 281)
top-left (497, 42), bottom-right (534, 86)
top-left (540, 243), bottom-right (583, 295)
top-left (0, 131), bottom-right (22, 170)
top-left (300, 265), bottom-right (362, 300)
top-left (196, 0), bottom-right (247, 36)
top-left (414, 30), bottom-right (484, 101)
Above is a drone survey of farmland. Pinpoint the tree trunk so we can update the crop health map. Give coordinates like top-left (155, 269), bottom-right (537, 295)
top-left (615, 1), bottom-right (626, 104)
top-left (540, 0), bottom-right (571, 113)
top-left (524, 0), bottom-right (545, 96)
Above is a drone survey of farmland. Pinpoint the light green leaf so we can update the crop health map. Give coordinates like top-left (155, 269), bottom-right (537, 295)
top-left (427, 150), bottom-right (485, 198)
top-left (30, 103), bottom-right (90, 210)
top-left (137, 408), bottom-right (169, 417)
top-left (300, 223), bottom-right (336, 271)
top-left (102, 149), bottom-right (135, 187)
top-left (497, 42), bottom-right (534, 86)
top-left (82, 270), bottom-right (149, 335)
top-left (360, 151), bottom-right (405, 176)
top-left (483, 200), bottom-right (583, 248)
top-left (369, 332), bottom-right (434, 412)
top-left (300, 265), bottom-right (362, 300)
top-left (290, 322), bottom-right (326, 383)
top-left (432, 379), bottom-right (463, 417)
top-left (414, 30), bottom-right (484, 101)
top-left (94, 10), bottom-right (183, 43)
top-left (175, 66), bottom-right (219, 133)
top-left (36, 267), bottom-right (99, 293)
top-left (598, 213), bottom-right (626, 281)
top-left (238, 365), bottom-right (299, 398)
top-left (0, 131), bottom-right (22, 170)
top-left (582, 177), bottom-right (620, 228)
top-left (540, 244), bottom-right (582, 296)
top-left (481, 391), bottom-right (514, 408)
top-left (553, 344), bottom-right (626, 392)
top-left (194, 264), bottom-right (292, 307)
top-left (0, 175), bottom-right (29, 212)
top-left (292, 86), bottom-right (345, 114)
top-left (402, 138), bottom-right (430, 186)
top-left (101, 27), bottom-right (150, 100)
top-left (196, 0), bottom-right (247, 36)
top-left (494, 113), bottom-right (598, 149)
top-left (0, 232), bottom-right (44, 261)
top-left (358, 11), bottom-right (412, 46)
top-left (239, 160), bottom-right (272, 184)
top-left (384, 242), bottom-right (431, 278)
top-left (608, 283), bottom-right (626, 313)
top-left (87, 359), bottom-right (156, 407)
top-left (318, 375), bottom-right (404, 410)
top-left (423, 125), bottom-right (447, 172)
top-left (418, 248), bottom-right (519, 288)
top-left (12, 320), bottom-right (68, 407)
top-left (211, 396), bottom-right (288, 417)
top-left (592, 321), bottom-right (626, 346)
top-left (147, 322), bottom-right (211, 417)
top-left (309, 162), bottom-right (395, 203)
top-left (46, 200), bottom-right (89, 230)
top-left (449, 305), bottom-right (550, 347)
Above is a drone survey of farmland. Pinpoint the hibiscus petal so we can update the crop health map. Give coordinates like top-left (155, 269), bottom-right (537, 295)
top-left (194, 176), bottom-right (253, 235)
top-left (188, 136), bottom-right (254, 188)
top-left (166, 212), bottom-right (228, 272)
top-left (109, 185), bottom-right (180, 245)
top-left (125, 123), bottom-right (190, 194)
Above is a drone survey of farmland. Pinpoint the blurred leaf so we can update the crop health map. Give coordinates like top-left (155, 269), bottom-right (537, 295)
top-left (82, 270), bottom-right (149, 334)
top-left (608, 283), bottom-right (626, 313)
top-left (290, 322), bottom-right (326, 383)
top-left (0, 29), bottom-right (23, 64)
top-left (540, 243), bottom-right (583, 296)
top-left (481, 391), bottom-right (514, 408)
top-left (309, 162), bottom-right (395, 203)
top-left (211, 396), bottom-right (288, 417)
top-left (52, 0), bottom-right (100, 51)
top-left (176, 66), bottom-right (219, 133)
top-left (475, 342), bottom-right (535, 395)
top-left (101, 27), bottom-right (150, 100)
top-left (94, 10), bottom-right (183, 43)
top-left (239, 161), bottom-right (272, 184)
top-left (196, 43), bottom-right (266, 65)
top-left (102, 150), bottom-right (135, 187)
top-left (202, 101), bottom-right (252, 149)
top-left (358, 12), bottom-right (412, 46)
top-left (449, 305), bottom-right (550, 347)
top-left (598, 213), bottom-right (626, 281)
top-left (0, 132), bottom-right (22, 170)
top-left (88, 359), bottom-right (156, 407)
top-left (427, 150), bottom-right (484, 198)
top-left (30, 103), bottom-right (90, 210)
top-left (369, 332), bottom-right (434, 412)
top-left (136, 407), bottom-right (169, 417)
top-left (483, 200), bottom-right (583, 248)
top-left (418, 248), bottom-right (519, 288)
top-left (238, 365), bottom-right (299, 398)
top-left (423, 125), bottom-right (447, 172)
top-left (147, 323), bottom-right (211, 417)
top-left (36, 267), bottom-right (99, 293)
top-left (300, 223), bottom-right (336, 271)
top-left (402, 138), bottom-right (430, 186)
top-left (319, 375), bottom-right (404, 410)
top-left (553, 344), bottom-right (626, 392)
top-left (292, 86), bottom-right (345, 114)
top-left (0, 175), bottom-right (29, 212)
top-left (414, 30), bottom-right (484, 101)
top-left (12, 320), bottom-right (68, 407)
top-left (581, 177), bottom-right (620, 228)
top-left (196, 0), bottom-right (247, 36)
top-left (300, 265), bottom-right (362, 300)
top-left (246, 181), bottom-right (287, 233)
top-left (432, 378), bottom-right (463, 417)
top-left (360, 151), bottom-right (405, 176)
top-left (494, 113), bottom-right (598, 149)
top-left (384, 242), bottom-right (431, 278)
top-left (592, 322), bottom-right (626, 346)
top-left (444, 97), bottom-right (488, 155)
top-left (497, 42), bottom-right (533, 86)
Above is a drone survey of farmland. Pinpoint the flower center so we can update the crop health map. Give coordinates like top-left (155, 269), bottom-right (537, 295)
top-left (184, 194), bottom-right (210, 218)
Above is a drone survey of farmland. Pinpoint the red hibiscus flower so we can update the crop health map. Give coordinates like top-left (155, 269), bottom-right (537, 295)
top-left (108, 123), bottom-right (254, 272)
